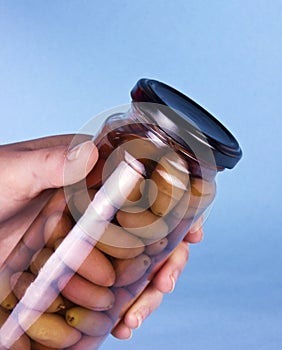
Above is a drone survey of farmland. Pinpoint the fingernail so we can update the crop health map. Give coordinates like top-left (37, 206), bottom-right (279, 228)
top-left (190, 224), bottom-right (201, 234)
top-left (135, 306), bottom-right (150, 329)
top-left (67, 141), bottom-right (93, 161)
top-left (136, 313), bottom-right (143, 329)
top-left (169, 270), bottom-right (179, 293)
top-left (126, 329), bottom-right (133, 340)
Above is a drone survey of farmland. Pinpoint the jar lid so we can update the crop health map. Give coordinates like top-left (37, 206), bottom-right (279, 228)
top-left (131, 78), bottom-right (242, 169)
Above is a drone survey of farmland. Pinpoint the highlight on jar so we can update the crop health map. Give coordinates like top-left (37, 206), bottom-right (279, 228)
top-left (0, 78), bottom-right (242, 350)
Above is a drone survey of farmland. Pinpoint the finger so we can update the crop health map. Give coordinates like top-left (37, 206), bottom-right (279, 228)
top-left (122, 284), bottom-right (163, 331)
top-left (111, 322), bottom-right (132, 340)
top-left (2, 140), bottom-right (98, 194)
top-left (184, 217), bottom-right (204, 244)
top-left (152, 241), bottom-right (189, 294)
top-left (0, 141), bottom-right (98, 221)
top-left (0, 134), bottom-right (92, 151)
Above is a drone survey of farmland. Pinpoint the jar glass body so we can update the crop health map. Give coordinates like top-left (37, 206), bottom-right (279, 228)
top-left (0, 102), bottom-right (222, 350)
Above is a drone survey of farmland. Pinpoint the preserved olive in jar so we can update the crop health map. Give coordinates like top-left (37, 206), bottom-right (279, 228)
top-left (0, 79), bottom-right (242, 349)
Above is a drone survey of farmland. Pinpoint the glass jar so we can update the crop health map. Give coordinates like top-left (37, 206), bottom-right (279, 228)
top-left (0, 79), bottom-right (242, 350)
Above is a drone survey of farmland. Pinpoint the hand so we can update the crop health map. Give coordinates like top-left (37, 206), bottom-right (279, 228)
top-left (0, 134), bottom-right (203, 343)
top-left (0, 134), bottom-right (98, 266)
top-left (111, 219), bottom-right (204, 339)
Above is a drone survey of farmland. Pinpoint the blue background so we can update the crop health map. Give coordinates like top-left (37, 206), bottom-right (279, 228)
top-left (0, 1), bottom-right (281, 349)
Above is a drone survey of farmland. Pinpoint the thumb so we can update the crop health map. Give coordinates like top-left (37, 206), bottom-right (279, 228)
top-left (0, 140), bottom-right (98, 222)
top-left (33, 140), bottom-right (99, 191)
top-left (3, 140), bottom-right (98, 197)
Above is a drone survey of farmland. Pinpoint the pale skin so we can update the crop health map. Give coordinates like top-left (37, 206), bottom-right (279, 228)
top-left (0, 134), bottom-right (203, 340)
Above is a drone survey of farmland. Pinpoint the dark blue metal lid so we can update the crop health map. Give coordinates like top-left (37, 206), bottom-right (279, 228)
top-left (131, 78), bottom-right (242, 169)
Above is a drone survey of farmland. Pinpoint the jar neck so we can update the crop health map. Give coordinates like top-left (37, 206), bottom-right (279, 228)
top-left (129, 102), bottom-right (222, 180)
